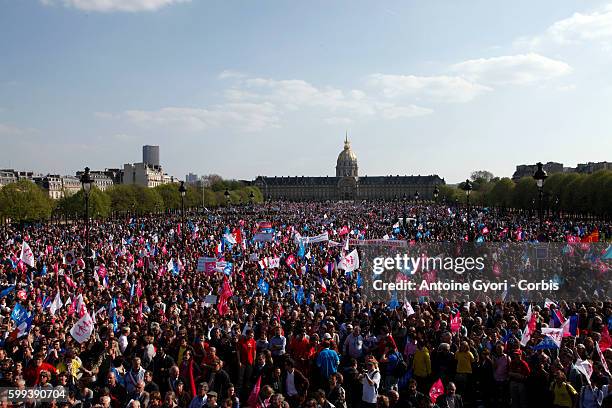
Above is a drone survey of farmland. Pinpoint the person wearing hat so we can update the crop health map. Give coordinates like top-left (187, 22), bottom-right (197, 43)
top-left (205, 391), bottom-right (218, 408)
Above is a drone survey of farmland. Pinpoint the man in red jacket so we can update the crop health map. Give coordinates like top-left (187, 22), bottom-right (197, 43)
top-left (237, 329), bottom-right (257, 400)
top-left (24, 353), bottom-right (57, 386)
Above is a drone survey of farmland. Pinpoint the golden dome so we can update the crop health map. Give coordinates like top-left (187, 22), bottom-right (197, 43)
top-left (337, 134), bottom-right (357, 164)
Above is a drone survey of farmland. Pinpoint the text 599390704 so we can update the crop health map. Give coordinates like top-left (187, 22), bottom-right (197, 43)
top-left (0, 386), bottom-right (68, 403)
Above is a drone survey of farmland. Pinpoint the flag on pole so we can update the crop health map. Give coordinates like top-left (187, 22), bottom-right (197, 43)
top-left (70, 310), bottom-right (94, 344)
top-left (338, 249), bottom-right (360, 272)
top-left (50, 292), bottom-right (62, 316)
top-left (20, 241), bottom-right (35, 268)
top-left (429, 378), bottom-right (445, 403)
top-left (403, 299), bottom-right (415, 316)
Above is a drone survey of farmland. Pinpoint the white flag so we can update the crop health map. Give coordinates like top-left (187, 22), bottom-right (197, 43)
top-left (544, 298), bottom-right (557, 309)
top-left (338, 249), bottom-right (360, 272)
top-left (574, 359), bottom-right (593, 384)
top-left (20, 241), bottom-right (35, 268)
top-left (541, 327), bottom-right (563, 348)
top-left (268, 257), bottom-right (280, 269)
top-left (70, 310), bottom-right (94, 344)
top-left (50, 292), bottom-right (62, 316)
top-left (403, 299), bottom-right (415, 316)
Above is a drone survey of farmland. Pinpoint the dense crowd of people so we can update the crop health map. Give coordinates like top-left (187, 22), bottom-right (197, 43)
top-left (0, 201), bottom-right (610, 408)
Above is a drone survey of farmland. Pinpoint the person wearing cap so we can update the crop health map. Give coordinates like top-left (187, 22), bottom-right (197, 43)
top-left (205, 391), bottom-right (218, 408)
top-left (317, 335), bottom-right (340, 381)
top-left (206, 358), bottom-right (230, 400)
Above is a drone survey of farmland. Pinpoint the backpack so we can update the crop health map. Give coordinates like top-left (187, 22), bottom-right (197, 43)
top-left (392, 351), bottom-right (408, 378)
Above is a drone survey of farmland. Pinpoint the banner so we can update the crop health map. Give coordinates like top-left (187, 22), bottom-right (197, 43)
top-left (197, 257), bottom-right (217, 274)
top-left (331, 239), bottom-right (408, 248)
top-left (70, 310), bottom-right (94, 344)
top-left (297, 232), bottom-right (329, 245)
top-left (253, 233), bottom-right (275, 242)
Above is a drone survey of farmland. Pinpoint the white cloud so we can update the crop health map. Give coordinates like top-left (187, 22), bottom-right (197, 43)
top-left (514, 4), bottom-right (612, 49)
top-left (40, 0), bottom-right (189, 12)
top-left (125, 102), bottom-right (280, 132)
top-left (366, 73), bottom-right (491, 103)
top-left (451, 53), bottom-right (572, 85)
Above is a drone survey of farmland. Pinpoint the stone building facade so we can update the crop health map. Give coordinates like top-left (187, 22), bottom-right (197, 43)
top-left (253, 137), bottom-right (445, 201)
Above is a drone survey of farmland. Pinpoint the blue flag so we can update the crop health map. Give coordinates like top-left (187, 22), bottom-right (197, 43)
top-left (532, 336), bottom-right (558, 350)
top-left (0, 286), bottom-right (15, 298)
top-left (603, 245), bottom-right (612, 260)
top-left (388, 291), bottom-right (399, 310)
top-left (296, 286), bottom-right (304, 305)
top-left (11, 303), bottom-right (29, 326)
top-left (223, 262), bottom-right (233, 276)
top-left (258, 278), bottom-right (269, 295)
top-left (569, 315), bottom-right (579, 336)
top-left (297, 242), bottom-right (305, 259)
top-left (40, 265), bottom-right (47, 276)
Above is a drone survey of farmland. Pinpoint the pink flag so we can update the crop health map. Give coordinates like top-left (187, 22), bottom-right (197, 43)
top-left (285, 255), bottom-right (296, 267)
top-left (450, 312), bottom-right (462, 333)
top-left (429, 378), bottom-right (445, 403)
top-left (600, 326), bottom-right (612, 352)
top-left (247, 376), bottom-right (262, 408)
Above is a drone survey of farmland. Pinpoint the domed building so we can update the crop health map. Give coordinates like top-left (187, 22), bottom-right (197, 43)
top-left (336, 135), bottom-right (358, 178)
top-left (253, 134), bottom-right (444, 201)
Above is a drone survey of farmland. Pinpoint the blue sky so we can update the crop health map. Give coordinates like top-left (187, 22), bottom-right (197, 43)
top-left (1, 0), bottom-right (611, 183)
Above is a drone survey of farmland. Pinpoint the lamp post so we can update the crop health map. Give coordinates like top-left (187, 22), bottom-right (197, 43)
top-left (462, 179), bottom-right (473, 241)
top-left (80, 167), bottom-right (93, 268)
top-left (533, 162), bottom-right (548, 228)
top-left (178, 181), bottom-right (186, 246)
top-left (224, 189), bottom-right (231, 208)
top-left (433, 186), bottom-right (439, 203)
top-left (402, 193), bottom-right (407, 232)
top-left (249, 191), bottom-right (255, 207)
top-left (414, 191), bottom-right (420, 202)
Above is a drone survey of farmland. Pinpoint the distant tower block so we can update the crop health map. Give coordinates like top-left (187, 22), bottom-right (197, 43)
top-left (143, 145), bottom-right (160, 166)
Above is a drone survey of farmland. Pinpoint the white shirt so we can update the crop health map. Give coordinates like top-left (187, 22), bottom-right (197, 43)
top-left (285, 371), bottom-right (298, 396)
top-left (119, 335), bottom-right (128, 353)
top-left (361, 370), bottom-right (380, 403)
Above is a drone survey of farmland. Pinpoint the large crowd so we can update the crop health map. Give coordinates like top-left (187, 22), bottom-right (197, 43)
top-left (0, 201), bottom-right (611, 408)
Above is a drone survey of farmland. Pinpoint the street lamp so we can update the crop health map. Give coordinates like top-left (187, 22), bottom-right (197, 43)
top-left (224, 189), bottom-right (230, 207)
top-left (249, 191), bottom-right (255, 206)
top-left (533, 162), bottom-right (548, 227)
top-left (414, 191), bottom-right (420, 202)
top-left (402, 193), bottom-right (407, 231)
top-left (80, 167), bottom-right (93, 267)
top-left (433, 186), bottom-right (439, 203)
top-left (178, 181), bottom-right (186, 241)
top-left (462, 179), bottom-right (473, 241)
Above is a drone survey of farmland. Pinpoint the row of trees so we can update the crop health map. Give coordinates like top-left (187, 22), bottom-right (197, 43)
top-left (0, 179), bottom-right (263, 222)
top-left (438, 170), bottom-right (612, 216)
